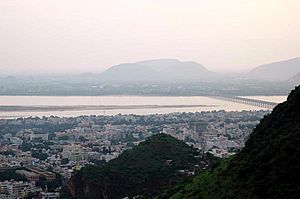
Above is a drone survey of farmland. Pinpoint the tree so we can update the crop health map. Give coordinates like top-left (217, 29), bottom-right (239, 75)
top-left (20, 142), bottom-right (33, 151)
top-left (61, 158), bottom-right (69, 165)
top-left (78, 136), bottom-right (87, 143)
top-left (32, 152), bottom-right (48, 160)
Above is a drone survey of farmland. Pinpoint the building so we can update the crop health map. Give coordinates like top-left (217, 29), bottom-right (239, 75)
top-left (189, 122), bottom-right (208, 133)
top-left (15, 170), bottom-right (39, 182)
top-left (0, 180), bottom-right (36, 199)
top-left (27, 168), bottom-right (56, 182)
top-left (62, 145), bottom-right (90, 161)
top-left (30, 133), bottom-right (49, 141)
top-left (40, 192), bottom-right (59, 199)
top-left (9, 137), bottom-right (23, 146)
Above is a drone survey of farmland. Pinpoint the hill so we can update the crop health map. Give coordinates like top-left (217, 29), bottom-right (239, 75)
top-left (158, 85), bottom-right (300, 199)
top-left (247, 57), bottom-right (300, 81)
top-left (99, 59), bottom-right (213, 82)
top-left (67, 134), bottom-right (219, 199)
top-left (288, 71), bottom-right (300, 84)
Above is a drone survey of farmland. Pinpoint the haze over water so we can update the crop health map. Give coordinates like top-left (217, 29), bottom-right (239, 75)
top-left (0, 95), bottom-right (287, 119)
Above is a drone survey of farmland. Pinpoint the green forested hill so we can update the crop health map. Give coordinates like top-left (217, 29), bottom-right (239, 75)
top-left (158, 86), bottom-right (300, 199)
top-left (67, 134), bottom-right (218, 199)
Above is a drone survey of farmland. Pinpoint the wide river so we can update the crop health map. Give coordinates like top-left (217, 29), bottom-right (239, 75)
top-left (0, 96), bottom-right (287, 119)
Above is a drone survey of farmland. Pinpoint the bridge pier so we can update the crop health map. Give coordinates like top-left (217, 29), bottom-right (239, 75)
top-left (210, 96), bottom-right (278, 109)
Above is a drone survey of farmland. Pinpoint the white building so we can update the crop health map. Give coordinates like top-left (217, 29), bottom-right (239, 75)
top-left (0, 180), bottom-right (36, 199)
top-left (30, 133), bottom-right (49, 141)
top-left (9, 137), bottom-right (23, 146)
top-left (40, 192), bottom-right (59, 199)
top-left (62, 145), bottom-right (91, 161)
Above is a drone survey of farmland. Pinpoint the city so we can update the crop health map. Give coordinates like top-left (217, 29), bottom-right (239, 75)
top-left (0, 110), bottom-right (268, 198)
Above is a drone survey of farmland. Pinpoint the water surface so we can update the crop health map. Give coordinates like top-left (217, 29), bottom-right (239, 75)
top-left (0, 96), bottom-right (286, 119)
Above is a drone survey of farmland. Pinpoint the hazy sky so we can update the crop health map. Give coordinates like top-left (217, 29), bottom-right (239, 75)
top-left (1, 0), bottom-right (300, 74)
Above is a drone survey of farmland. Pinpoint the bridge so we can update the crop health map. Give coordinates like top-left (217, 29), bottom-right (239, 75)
top-left (211, 95), bottom-right (278, 109)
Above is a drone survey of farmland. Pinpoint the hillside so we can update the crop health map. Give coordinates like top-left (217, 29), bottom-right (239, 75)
top-left (67, 134), bottom-right (219, 199)
top-left (158, 85), bottom-right (300, 199)
top-left (247, 57), bottom-right (300, 81)
top-left (288, 71), bottom-right (300, 84)
top-left (99, 59), bottom-right (213, 82)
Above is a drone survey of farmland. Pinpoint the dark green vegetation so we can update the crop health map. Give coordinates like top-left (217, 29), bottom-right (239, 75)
top-left (67, 134), bottom-right (219, 199)
top-left (0, 168), bottom-right (27, 181)
top-left (159, 85), bottom-right (300, 199)
top-left (37, 173), bottom-right (63, 192)
top-left (0, 168), bottom-right (62, 191)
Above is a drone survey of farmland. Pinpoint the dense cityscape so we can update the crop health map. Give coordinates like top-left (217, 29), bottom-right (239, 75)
top-left (0, 110), bottom-right (269, 198)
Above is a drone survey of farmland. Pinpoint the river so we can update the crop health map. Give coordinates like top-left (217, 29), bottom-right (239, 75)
top-left (0, 96), bottom-right (287, 119)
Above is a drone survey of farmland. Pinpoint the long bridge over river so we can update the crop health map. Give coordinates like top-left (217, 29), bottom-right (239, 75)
top-left (211, 95), bottom-right (278, 109)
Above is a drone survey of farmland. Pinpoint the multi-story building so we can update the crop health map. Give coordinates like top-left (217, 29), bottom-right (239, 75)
top-left (0, 180), bottom-right (36, 199)
top-left (40, 192), bottom-right (59, 199)
top-left (30, 133), bottom-right (48, 141)
top-left (61, 145), bottom-right (91, 161)
top-left (15, 170), bottom-right (39, 182)
top-left (27, 168), bottom-right (56, 182)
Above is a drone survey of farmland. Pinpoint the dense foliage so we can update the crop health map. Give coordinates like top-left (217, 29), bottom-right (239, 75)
top-left (158, 85), bottom-right (300, 199)
top-left (67, 134), bottom-right (219, 199)
top-left (37, 173), bottom-right (63, 192)
top-left (0, 168), bottom-right (27, 181)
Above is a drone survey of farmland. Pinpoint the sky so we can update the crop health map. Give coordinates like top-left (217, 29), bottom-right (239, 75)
top-left (0, 0), bottom-right (300, 74)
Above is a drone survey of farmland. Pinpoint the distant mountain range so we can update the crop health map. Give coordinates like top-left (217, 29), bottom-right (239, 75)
top-left (247, 57), bottom-right (300, 81)
top-left (98, 57), bottom-right (300, 82)
top-left (288, 71), bottom-right (300, 84)
top-left (0, 57), bottom-right (299, 96)
top-left (99, 59), bottom-right (214, 82)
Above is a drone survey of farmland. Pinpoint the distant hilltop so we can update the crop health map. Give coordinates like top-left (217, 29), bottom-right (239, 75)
top-left (99, 59), bottom-right (214, 82)
top-left (288, 71), bottom-right (300, 84)
top-left (0, 57), bottom-right (299, 96)
top-left (247, 57), bottom-right (300, 81)
top-left (100, 57), bottom-right (300, 82)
